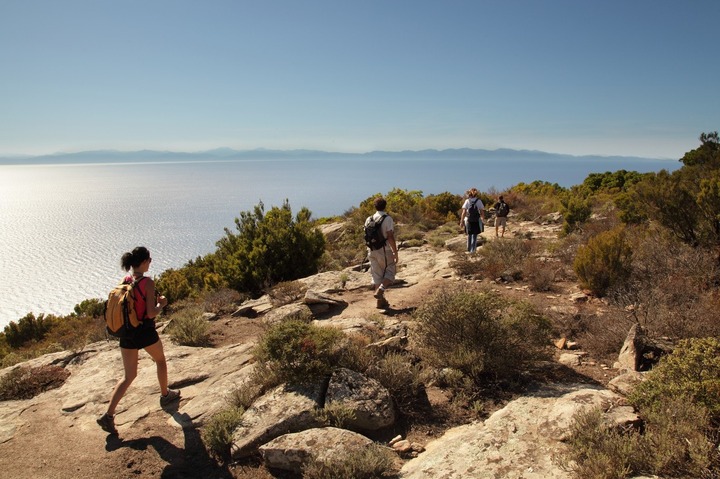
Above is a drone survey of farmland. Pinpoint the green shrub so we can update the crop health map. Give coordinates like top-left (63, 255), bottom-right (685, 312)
top-left (0, 365), bottom-right (70, 401)
top-left (202, 406), bottom-right (245, 459)
top-left (302, 443), bottom-right (397, 479)
top-left (423, 191), bottom-right (463, 221)
top-left (156, 267), bottom-right (195, 303)
top-left (167, 306), bottom-right (211, 347)
top-left (73, 298), bottom-right (105, 318)
top-left (561, 194), bottom-right (592, 235)
top-left (413, 287), bottom-right (551, 385)
top-left (640, 397), bottom-right (716, 477)
top-left (629, 337), bottom-right (720, 421)
top-left (255, 320), bottom-right (343, 385)
top-left (214, 200), bottom-right (326, 295)
top-left (574, 227), bottom-right (632, 297)
top-left (3, 313), bottom-right (55, 349)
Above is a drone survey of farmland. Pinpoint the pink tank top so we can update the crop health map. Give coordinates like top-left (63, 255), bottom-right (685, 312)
top-left (124, 275), bottom-right (149, 320)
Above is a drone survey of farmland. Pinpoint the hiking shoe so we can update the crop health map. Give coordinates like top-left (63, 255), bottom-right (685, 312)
top-left (96, 413), bottom-right (118, 435)
top-left (160, 389), bottom-right (181, 408)
top-left (373, 288), bottom-right (385, 299)
top-left (376, 298), bottom-right (390, 309)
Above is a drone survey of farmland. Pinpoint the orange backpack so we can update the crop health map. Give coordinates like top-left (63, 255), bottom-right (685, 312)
top-left (104, 277), bottom-right (147, 338)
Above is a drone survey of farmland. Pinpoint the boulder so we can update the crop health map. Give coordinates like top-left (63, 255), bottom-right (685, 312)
top-left (231, 383), bottom-right (324, 459)
top-left (541, 387), bottom-right (625, 441)
top-left (366, 335), bottom-right (408, 354)
top-left (259, 427), bottom-right (373, 474)
top-left (616, 324), bottom-right (673, 371)
top-left (262, 303), bottom-right (313, 325)
top-left (400, 383), bottom-right (588, 479)
top-left (303, 290), bottom-right (347, 307)
top-left (558, 353), bottom-right (581, 367)
top-left (326, 368), bottom-right (396, 431)
top-left (400, 383), bottom-right (634, 479)
top-left (608, 370), bottom-right (646, 396)
top-left (233, 295), bottom-right (273, 317)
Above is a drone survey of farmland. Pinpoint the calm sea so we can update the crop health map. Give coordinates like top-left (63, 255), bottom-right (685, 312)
top-left (0, 155), bottom-right (676, 327)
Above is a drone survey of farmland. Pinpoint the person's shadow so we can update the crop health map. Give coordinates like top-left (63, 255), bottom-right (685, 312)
top-left (105, 407), bottom-right (233, 478)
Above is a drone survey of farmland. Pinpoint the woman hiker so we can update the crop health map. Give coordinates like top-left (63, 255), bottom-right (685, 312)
top-left (97, 246), bottom-right (180, 435)
top-left (459, 188), bottom-right (486, 253)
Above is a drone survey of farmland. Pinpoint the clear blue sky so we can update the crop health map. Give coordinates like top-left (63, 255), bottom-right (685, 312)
top-left (1, 0), bottom-right (718, 159)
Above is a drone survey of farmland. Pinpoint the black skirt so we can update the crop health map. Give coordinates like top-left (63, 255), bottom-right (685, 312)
top-left (119, 321), bottom-right (160, 350)
top-left (466, 220), bottom-right (483, 235)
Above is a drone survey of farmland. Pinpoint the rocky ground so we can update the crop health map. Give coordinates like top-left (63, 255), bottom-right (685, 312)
top-left (0, 218), bottom-right (622, 479)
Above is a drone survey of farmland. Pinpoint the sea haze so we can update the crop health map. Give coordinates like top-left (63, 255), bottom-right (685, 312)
top-left (0, 149), bottom-right (678, 327)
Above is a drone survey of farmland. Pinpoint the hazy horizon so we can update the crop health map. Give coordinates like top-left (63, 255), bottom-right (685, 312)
top-left (2, 1), bottom-right (718, 159)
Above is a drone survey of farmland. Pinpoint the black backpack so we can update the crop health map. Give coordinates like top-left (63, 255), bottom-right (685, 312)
top-left (467, 199), bottom-right (480, 222)
top-left (496, 201), bottom-right (509, 217)
top-left (364, 214), bottom-right (388, 250)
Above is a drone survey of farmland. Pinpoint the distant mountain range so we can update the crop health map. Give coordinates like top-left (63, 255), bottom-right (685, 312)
top-left (0, 147), bottom-right (675, 165)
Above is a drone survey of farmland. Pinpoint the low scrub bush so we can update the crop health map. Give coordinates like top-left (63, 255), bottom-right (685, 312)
top-left (202, 288), bottom-right (245, 314)
top-left (575, 311), bottom-right (634, 363)
top-left (365, 352), bottom-right (425, 418)
top-left (314, 403), bottom-right (357, 429)
top-left (268, 280), bottom-right (307, 307)
top-left (640, 397), bottom-right (716, 477)
top-left (522, 257), bottom-right (558, 292)
top-left (611, 229), bottom-right (720, 339)
top-left (42, 314), bottom-right (107, 352)
top-left (302, 443), bottom-right (398, 479)
top-left (564, 407), bottom-right (640, 479)
top-left (228, 378), bottom-right (268, 411)
top-left (565, 397), bottom-right (717, 478)
top-left (477, 239), bottom-right (533, 280)
top-left (574, 226), bottom-right (632, 296)
top-left (202, 406), bottom-right (245, 460)
top-left (335, 335), bottom-right (376, 375)
top-left (255, 320), bottom-right (343, 385)
top-left (0, 365), bottom-right (70, 401)
top-left (630, 337), bottom-right (720, 421)
top-left (167, 306), bottom-right (211, 347)
top-left (413, 287), bottom-right (551, 386)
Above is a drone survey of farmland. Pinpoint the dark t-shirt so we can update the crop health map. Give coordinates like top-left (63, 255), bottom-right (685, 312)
top-left (494, 201), bottom-right (509, 217)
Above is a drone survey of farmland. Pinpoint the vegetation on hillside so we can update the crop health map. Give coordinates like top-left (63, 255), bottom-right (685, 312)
top-left (2, 131), bottom-right (720, 478)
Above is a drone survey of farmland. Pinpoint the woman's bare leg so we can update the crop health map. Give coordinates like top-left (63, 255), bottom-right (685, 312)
top-left (143, 339), bottom-right (168, 396)
top-left (106, 347), bottom-right (139, 416)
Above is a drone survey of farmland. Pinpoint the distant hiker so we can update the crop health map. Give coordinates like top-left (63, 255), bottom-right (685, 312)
top-left (494, 195), bottom-right (510, 238)
top-left (364, 197), bottom-right (398, 309)
top-left (459, 188), bottom-right (486, 253)
top-left (97, 246), bottom-right (180, 435)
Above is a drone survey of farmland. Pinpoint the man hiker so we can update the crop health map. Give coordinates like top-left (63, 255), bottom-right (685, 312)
top-left (364, 197), bottom-right (398, 309)
top-left (494, 195), bottom-right (510, 238)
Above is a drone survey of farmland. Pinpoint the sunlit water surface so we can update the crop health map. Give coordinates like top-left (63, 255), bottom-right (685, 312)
top-left (0, 155), bottom-right (675, 326)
